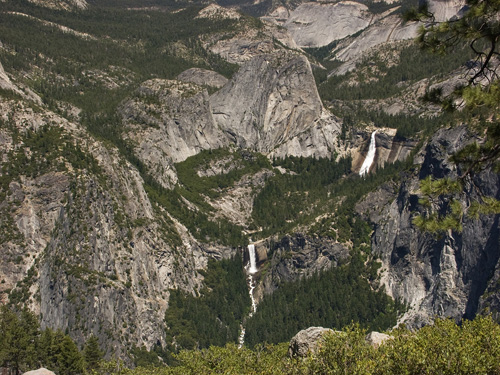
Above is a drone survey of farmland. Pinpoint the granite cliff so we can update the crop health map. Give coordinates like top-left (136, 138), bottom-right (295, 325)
top-left (356, 125), bottom-right (500, 327)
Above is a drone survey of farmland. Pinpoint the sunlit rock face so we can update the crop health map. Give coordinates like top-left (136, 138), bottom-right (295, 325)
top-left (427, 0), bottom-right (467, 21)
top-left (210, 52), bottom-right (341, 158)
top-left (281, 2), bottom-right (373, 48)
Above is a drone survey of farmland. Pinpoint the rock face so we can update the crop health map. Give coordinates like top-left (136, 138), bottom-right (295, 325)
top-left (211, 52), bottom-right (341, 158)
top-left (177, 68), bottom-right (229, 89)
top-left (281, 2), bottom-right (373, 48)
top-left (349, 128), bottom-right (417, 175)
top-left (428, 0), bottom-right (467, 21)
top-left (365, 331), bottom-right (393, 347)
top-left (331, 16), bottom-right (420, 76)
top-left (288, 326), bottom-right (334, 358)
top-left (0, 61), bottom-right (42, 104)
top-left (120, 52), bottom-right (342, 192)
top-left (23, 369), bottom-right (56, 375)
top-left (119, 79), bottom-right (229, 188)
top-left (0, 95), bottom-right (216, 358)
top-left (204, 16), bottom-right (298, 65)
top-left (356, 125), bottom-right (500, 327)
top-left (256, 234), bottom-right (349, 299)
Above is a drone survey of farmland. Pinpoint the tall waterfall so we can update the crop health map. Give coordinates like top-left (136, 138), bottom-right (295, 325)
top-left (247, 244), bottom-right (258, 274)
top-left (359, 130), bottom-right (377, 176)
top-left (239, 244), bottom-right (259, 348)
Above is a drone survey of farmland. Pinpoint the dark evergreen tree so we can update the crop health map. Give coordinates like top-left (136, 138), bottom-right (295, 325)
top-left (83, 335), bottom-right (103, 372)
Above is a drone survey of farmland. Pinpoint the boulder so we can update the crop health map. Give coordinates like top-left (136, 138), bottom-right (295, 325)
top-left (23, 369), bottom-right (56, 375)
top-left (365, 331), bottom-right (393, 347)
top-left (288, 326), bottom-right (335, 358)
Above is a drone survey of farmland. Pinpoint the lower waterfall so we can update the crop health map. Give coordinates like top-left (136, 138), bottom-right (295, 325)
top-left (239, 244), bottom-right (258, 348)
top-left (359, 130), bottom-right (377, 176)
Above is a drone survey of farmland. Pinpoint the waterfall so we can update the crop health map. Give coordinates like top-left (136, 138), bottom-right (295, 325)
top-left (247, 244), bottom-right (258, 274)
top-left (239, 244), bottom-right (259, 348)
top-left (359, 130), bottom-right (377, 176)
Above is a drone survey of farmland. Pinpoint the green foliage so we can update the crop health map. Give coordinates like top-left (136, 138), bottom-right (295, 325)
top-left (166, 343), bottom-right (295, 375)
top-left (304, 157), bottom-right (412, 241)
top-left (175, 148), bottom-right (271, 200)
top-left (310, 324), bottom-right (377, 375)
top-left (410, 0), bottom-right (499, 88)
top-left (143, 148), bottom-right (274, 246)
top-left (337, 105), bottom-right (458, 140)
top-left (163, 256), bottom-right (251, 360)
top-left (0, 125), bottom-right (101, 185)
top-left (0, 306), bottom-right (84, 375)
top-left (405, 0), bottom-right (500, 234)
top-left (104, 316), bottom-right (500, 375)
top-left (462, 81), bottom-right (500, 109)
top-left (0, 1), bottom-right (239, 82)
top-left (252, 155), bottom-right (352, 236)
top-left (376, 317), bottom-right (500, 375)
top-left (413, 176), bottom-right (464, 234)
top-left (0, 307), bottom-right (39, 374)
top-left (83, 335), bottom-right (103, 372)
top-left (131, 346), bottom-right (164, 368)
top-left (244, 253), bottom-right (403, 347)
top-left (317, 43), bottom-right (472, 102)
top-left (144, 180), bottom-right (246, 247)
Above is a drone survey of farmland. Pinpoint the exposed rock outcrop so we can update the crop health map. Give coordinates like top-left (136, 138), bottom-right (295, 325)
top-left (196, 4), bottom-right (241, 20)
top-left (356, 125), bottom-right (500, 328)
top-left (204, 17), bottom-right (298, 65)
top-left (23, 368), bottom-right (56, 375)
top-left (0, 61), bottom-right (42, 104)
top-left (428, 0), bottom-right (467, 21)
top-left (210, 52), bottom-right (341, 158)
top-left (280, 2), bottom-right (374, 48)
top-left (365, 331), bottom-right (393, 347)
top-left (331, 17), bottom-right (419, 76)
top-left (25, 0), bottom-right (87, 10)
top-left (177, 68), bottom-right (229, 89)
top-left (256, 234), bottom-right (349, 299)
top-left (288, 326), bottom-right (334, 357)
top-left (120, 79), bottom-right (230, 188)
top-left (0, 95), bottom-right (218, 358)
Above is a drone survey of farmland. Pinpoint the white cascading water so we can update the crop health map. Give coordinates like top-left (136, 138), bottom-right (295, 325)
top-left (238, 244), bottom-right (258, 348)
top-left (247, 244), bottom-right (258, 274)
top-left (359, 130), bottom-right (377, 176)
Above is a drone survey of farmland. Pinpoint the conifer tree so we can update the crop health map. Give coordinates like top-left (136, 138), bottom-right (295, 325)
top-left (406, 0), bottom-right (500, 233)
top-left (83, 335), bottom-right (103, 372)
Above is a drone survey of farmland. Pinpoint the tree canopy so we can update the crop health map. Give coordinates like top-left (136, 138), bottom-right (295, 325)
top-left (406, 0), bottom-right (500, 234)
